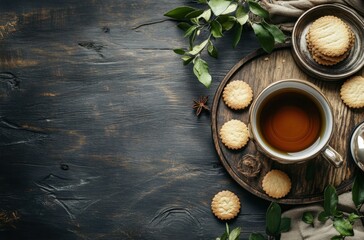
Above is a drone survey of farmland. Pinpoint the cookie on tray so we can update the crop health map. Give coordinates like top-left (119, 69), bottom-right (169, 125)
top-left (222, 80), bottom-right (253, 110)
top-left (262, 169), bottom-right (291, 199)
top-left (211, 190), bottom-right (241, 220)
top-left (219, 119), bottom-right (249, 150)
top-left (340, 75), bottom-right (364, 108)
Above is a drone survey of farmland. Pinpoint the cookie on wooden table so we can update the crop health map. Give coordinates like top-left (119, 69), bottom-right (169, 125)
top-left (222, 80), bottom-right (253, 110)
top-left (262, 169), bottom-right (291, 199)
top-left (219, 119), bottom-right (249, 150)
top-left (211, 190), bottom-right (240, 220)
top-left (340, 75), bottom-right (364, 108)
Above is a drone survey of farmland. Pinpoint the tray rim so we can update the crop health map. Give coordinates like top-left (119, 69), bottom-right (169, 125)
top-left (210, 43), bottom-right (354, 204)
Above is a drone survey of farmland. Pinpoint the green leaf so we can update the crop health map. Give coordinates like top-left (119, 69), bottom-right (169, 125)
top-left (226, 222), bottom-right (230, 235)
top-left (247, 0), bottom-right (269, 19)
top-left (184, 25), bottom-right (198, 38)
top-left (348, 213), bottom-right (360, 224)
top-left (324, 185), bottom-right (338, 216)
top-left (208, 40), bottom-right (218, 58)
top-left (216, 223), bottom-right (229, 240)
top-left (216, 15), bottom-right (236, 31)
top-left (188, 39), bottom-right (208, 55)
top-left (211, 20), bottom-right (223, 38)
top-left (191, 17), bottom-right (199, 25)
top-left (181, 55), bottom-right (194, 65)
top-left (232, 22), bottom-right (243, 48)
top-left (199, 9), bottom-right (212, 21)
top-left (249, 233), bottom-right (266, 240)
top-left (173, 48), bottom-right (185, 55)
top-left (352, 172), bottom-right (364, 209)
top-left (261, 21), bottom-right (286, 43)
top-left (193, 57), bottom-right (212, 88)
top-left (208, 0), bottom-right (231, 16)
top-left (280, 217), bottom-right (291, 232)
top-left (333, 218), bottom-right (354, 236)
top-left (197, 0), bottom-right (208, 3)
top-left (236, 6), bottom-right (249, 26)
top-left (177, 22), bottom-right (191, 31)
top-left (229, 227), bottom-right (241, 240)
top-left (266, 202), bottom-right (281, 236)
top-left (164, 6), bottom-right (197, 20)
top-left (221, 3), bottom-right (238, 15)
top-left (218, 231), bottom-right (228, 240)
top-left (185, 9), bottom-right (205, 19)
top-left (331, 236), bottom-right (344, 240)
top-left (189, 29), bottom-right (198, 49)
top-left (318, 211), bottom-right (330, 223)
top-left (252, 23), bottom-right (275, 53)
top-left (334, 211), bottom-right (343, 218)
top-left (302, 212), bottom-right (314, 226)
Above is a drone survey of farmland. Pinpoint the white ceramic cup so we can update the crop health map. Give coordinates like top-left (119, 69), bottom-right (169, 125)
top-left (249, 79), bottom-right (343, 167)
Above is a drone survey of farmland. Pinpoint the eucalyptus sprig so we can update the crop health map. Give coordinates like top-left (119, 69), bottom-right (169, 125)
top-left (302, 173), bottom-right (364, 240)
top-left (164, 0), bottom-right (286, 88)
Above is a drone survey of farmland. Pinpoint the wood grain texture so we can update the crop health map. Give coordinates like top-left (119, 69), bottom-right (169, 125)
top-left (0, 0), bottom-right (268, 239)
top-left (212, 44), bottom-right (364, 204)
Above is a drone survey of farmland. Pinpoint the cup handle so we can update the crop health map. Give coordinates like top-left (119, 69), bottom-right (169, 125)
top-left (322, 146), bottom-right (343, 168)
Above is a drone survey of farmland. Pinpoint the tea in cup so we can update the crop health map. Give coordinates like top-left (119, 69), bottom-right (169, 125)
top-left (249, 79), bottom-right (343, 167)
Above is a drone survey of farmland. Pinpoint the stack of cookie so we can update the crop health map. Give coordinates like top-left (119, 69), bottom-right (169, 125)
top-left (306, 15), bottom-right (355, 66)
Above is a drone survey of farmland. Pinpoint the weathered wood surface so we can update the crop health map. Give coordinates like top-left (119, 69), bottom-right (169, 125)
top-left (0, 0), bottom-right (272, 239)
top-left (212, 44), bottom-right (364, 205)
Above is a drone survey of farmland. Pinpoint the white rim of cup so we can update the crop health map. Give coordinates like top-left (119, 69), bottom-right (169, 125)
top-left (249, 79), bottom-right (333, 163)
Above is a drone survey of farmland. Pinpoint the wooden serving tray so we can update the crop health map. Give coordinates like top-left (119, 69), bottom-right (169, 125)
top-left (211, 43), bottom-right (364, 204)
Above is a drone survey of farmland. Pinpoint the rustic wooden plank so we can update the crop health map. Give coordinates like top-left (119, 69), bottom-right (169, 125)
top-left (0, 0), bottom-right (269, 239)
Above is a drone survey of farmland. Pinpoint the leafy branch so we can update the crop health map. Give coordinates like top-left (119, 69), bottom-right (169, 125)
top-left (302, 172), bottom-right (364, 240)
top-left (217, 202), bottom-right (291, 240)
top-left (164, 0), bottom-right (286, 88)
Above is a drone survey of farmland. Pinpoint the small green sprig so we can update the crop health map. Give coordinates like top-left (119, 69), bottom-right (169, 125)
top-left (217, 202), bottom-right (291, 240)
top-left (216, 223), bottom-right (241, 240)
top-left (164, 0), bottom-right (286, 88)
top-left (302, 173), bottom-right (364, 240)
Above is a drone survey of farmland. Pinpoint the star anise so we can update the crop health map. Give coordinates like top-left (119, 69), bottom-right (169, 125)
top-left (192, 96), bottom-right (210, 116)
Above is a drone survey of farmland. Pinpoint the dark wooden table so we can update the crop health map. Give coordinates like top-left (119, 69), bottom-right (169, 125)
top-left (0, 1), bottom-right (318, 239)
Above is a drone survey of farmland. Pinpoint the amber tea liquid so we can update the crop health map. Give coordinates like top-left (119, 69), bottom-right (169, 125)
top-left (258, 90), bottom-right (323, 153)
